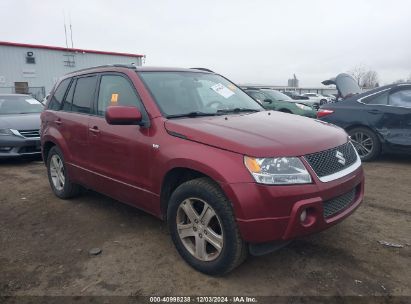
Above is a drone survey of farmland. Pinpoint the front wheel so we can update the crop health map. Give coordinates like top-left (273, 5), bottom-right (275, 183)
top-left (167, 178), bottom-right (247, 275)
top-left (348, 127), bottom-right (381, 161)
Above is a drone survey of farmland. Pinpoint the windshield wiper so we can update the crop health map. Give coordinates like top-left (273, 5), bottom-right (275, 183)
top-left (166, 111), bottom-right (219, 119)
top-left (216, 108), bottom-right (261, 114)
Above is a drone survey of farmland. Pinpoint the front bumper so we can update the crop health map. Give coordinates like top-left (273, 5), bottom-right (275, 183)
top-left (0, 136), bottom-right (41, 158)
top-left (222, 165), bottom-right (364, 243)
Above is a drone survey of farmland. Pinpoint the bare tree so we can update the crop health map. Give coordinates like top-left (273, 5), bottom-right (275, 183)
top-left (348, 65), bottom-right (367, 86)
top-left (348, 65), bottom-right (379, 88)
top-left (362, 70), bottom-right (379, 88)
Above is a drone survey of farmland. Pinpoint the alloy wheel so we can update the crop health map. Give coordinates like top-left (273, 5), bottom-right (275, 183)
top-left (176, 198), bottom-right (224, 261)
top-left (351, 132), bottom-right (373, 158)
top-left (49, 154), bottom-right (65, 191)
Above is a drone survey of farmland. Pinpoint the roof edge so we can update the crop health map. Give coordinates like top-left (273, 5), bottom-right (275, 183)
top-left (0, 41), bottom-right (144, 58)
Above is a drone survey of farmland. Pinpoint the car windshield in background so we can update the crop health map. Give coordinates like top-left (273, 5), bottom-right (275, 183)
top-left (138, 71), bottom-right (263, 117)
top-left (262, 89), bottom-right (293, 101)
top-left (0, 95), bottom-right (43, 115)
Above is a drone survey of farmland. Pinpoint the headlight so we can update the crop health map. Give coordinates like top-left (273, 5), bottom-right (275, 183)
top-left (0, 129), bottom-right (13, 136)
top-left (244, 156), bottom-right (312, 185)
top-left (295, 103), bottom-right (312, 111)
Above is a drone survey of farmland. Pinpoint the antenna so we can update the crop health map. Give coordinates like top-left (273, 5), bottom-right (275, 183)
top-left (69, 13), bottom-right (74, 49)
top-left (63, 11), bottom-right (69, 49)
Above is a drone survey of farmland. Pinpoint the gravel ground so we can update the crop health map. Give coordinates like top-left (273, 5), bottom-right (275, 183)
top-left (0, 156), bottom-right (410, 298)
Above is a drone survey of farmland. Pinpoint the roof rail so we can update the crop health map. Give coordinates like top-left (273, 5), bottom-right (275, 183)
top-left (190, 67), bottom-right (214, 73)
top-left (69, 64), bottom-right (137, 74)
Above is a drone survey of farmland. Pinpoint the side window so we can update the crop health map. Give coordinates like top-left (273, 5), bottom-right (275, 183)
top-left (362, 91), bottom-right (388, 105)
top-left (62, 79), bottom-right (76, 112)
top-left (389, 89), bottom-right (411, 108)
top-left (48, 78), bottom-right (70, 110)
top-left (97, 75), bottom-right (142, 116)
top-left (72, 76), bottom-right (97, 114)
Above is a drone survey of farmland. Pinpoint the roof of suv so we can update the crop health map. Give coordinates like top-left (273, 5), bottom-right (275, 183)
top-left (63, 64), bottom-right (214, 78)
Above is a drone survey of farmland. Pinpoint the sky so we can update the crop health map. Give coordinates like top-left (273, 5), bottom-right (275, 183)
top-left (1, 0), bottom-right (410, 86)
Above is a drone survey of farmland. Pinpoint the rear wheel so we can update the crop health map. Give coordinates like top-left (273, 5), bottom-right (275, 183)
top-left (167, 178), bottom-right (247, 275)
top-left (46, 146), bottom-right (80, 199)
top-left (348, 127), bottom-right (381, 161)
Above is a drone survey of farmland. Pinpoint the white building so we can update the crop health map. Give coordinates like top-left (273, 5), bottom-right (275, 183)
top-left (0, 41), bottom-right (144, 100)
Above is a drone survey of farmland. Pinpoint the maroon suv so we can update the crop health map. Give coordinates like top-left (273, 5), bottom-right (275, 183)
top-left (41, 65), bottom-right (364, 275)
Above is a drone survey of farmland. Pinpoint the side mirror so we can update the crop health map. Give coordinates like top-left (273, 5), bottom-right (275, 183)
top-left (263, 98), bottom-right (273, 103)
top-left (105, 106), bottom-right (143, 125)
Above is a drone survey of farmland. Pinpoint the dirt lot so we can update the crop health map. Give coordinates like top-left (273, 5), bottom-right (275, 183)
top-left (0, 156), bottom-right (410, 298)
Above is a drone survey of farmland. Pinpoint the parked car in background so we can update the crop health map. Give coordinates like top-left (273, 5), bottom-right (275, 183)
top-left (283, 91), bottom-right (309, 100)
top-left (321, 94), bottom-right (337, 102)
top-left (0, 94), bottom-right (43, 158)
top-left (243, 88), bottom-right (316, 118)
top-left (41, 65), bottom-right (364, 275)
top-left (318, 73), bottom-right (411, 161)
top-left (302, 93), bottom-right (329, 106)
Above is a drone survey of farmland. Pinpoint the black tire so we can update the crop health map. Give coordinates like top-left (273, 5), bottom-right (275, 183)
top-left (46, 146), bottom-right (80, 199)
top-left (348, 127), bottom-right (381, 161)
top-left (167, 177), bottom-right (247, 275)
top-left (279, 109), bottom-right (292, 114)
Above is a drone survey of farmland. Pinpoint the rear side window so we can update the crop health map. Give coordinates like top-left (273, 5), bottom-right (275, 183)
top-left (389, 89), bottom-right (411, 108)
top-left (97, 75), bottom-right (143, 116)
top-left (362, 91), bottom-right (388, 105)
top-left (48, 78), bottom-right (71, 110)
top-left (72, 76), bottom-right (97, 114)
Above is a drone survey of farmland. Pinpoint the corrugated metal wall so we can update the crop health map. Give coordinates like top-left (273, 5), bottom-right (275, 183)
top-left (0, 45), bottom-right (142, 95)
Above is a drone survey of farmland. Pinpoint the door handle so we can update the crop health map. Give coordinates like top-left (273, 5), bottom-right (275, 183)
top-left (89, 126), bottom-right (100, 134)
top-left (54, 119), bottom-right (62, 125)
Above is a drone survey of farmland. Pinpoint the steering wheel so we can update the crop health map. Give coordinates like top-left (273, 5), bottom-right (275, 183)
top-left (205, 100), bottom-right (224, 109)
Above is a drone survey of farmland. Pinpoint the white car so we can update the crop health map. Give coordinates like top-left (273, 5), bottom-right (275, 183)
top-left (302, 93), bottom-right (330, 105)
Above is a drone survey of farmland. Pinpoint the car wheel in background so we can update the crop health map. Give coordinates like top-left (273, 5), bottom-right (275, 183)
top-left (46, 146), bottom-right (80, 199)
top-left (167, 177), bottom-right (247, 275)
top-left (348, 127), bottom-right (381, 161)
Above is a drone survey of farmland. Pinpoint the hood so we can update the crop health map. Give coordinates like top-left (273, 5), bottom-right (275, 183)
top-left (322, 73), bottom-right (362, 99)
top-left (0, 113), bottom-right (41, 130)
top-left (165, 111), bottom-right (348, 157)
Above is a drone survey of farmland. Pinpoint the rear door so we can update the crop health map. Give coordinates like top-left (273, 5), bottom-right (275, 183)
top-left (360, 86), bottom-right (411, 152)
top-left (87, 73), bottom-right (153, 210)
top-left (59, 75), bottom-right (98, 174)
top-left (386, 86), bottom-right (411, 152)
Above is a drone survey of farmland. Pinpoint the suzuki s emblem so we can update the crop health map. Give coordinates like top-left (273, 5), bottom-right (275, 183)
top-left (336, 151), bottom-right (346, 165)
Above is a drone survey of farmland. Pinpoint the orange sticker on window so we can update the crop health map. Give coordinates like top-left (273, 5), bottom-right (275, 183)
top-left (111, 93), bottom-right (119, 103)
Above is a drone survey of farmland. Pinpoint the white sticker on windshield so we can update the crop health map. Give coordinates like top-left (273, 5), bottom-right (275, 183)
top-left (210, 83), bottom-right (234, 99)
top-left (26, 99), bottom-right (41, 105)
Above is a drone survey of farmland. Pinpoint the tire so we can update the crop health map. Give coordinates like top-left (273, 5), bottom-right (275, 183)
top-left (279, 109), bottom-right (292, 114)
top-left (167, 177), bottom-right (247, 275)
top-left (348, 127), bottom-right (381, 161)
top-left (46, 146), bottom-right (80, 199)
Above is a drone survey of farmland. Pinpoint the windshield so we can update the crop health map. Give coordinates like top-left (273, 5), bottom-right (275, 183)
top-left (139, 71), bottom-right (263, 117)
top-left (262, 89), bottom-right (293, 101)
top-left (0, 95), bottom-right (43, 115)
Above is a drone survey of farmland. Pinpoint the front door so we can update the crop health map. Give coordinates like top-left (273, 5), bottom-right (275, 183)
top-left (87, 73), bottom-right (154, 211)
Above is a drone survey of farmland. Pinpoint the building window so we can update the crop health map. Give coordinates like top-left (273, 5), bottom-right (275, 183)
top-left (63, 54), bottom-right (76, 67)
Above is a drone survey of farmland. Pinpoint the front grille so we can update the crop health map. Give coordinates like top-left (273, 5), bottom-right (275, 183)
top-left (18, 129), bottom-right (40, 138)
top-left (323, 188), bottom-right (356, 218)
top-left (304, 142), bottom-right (357, 178)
